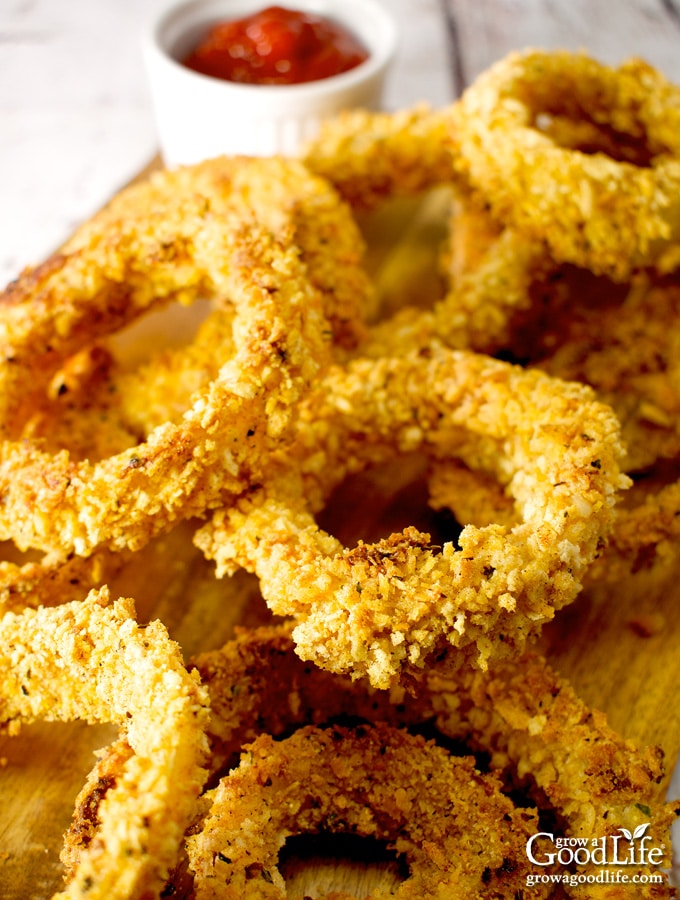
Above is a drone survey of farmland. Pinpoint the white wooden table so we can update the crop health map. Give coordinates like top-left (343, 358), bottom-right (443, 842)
top-left (1, 0), bottom-right (680, 896)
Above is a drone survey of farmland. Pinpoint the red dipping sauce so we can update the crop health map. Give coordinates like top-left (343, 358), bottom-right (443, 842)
top-left (182, 5), bottom-right (369, 86)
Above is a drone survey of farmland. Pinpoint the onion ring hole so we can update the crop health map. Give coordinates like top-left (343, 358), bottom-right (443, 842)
top-left (315, 453), bottom-right (465, 552)
top-left (278, 832), bottom-right (408, 899)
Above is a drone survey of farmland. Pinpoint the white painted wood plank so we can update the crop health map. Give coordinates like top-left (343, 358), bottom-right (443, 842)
top-left (384, 0), bottom-right (455, 107)
top-left (444, 0), bottom-right (680, 88)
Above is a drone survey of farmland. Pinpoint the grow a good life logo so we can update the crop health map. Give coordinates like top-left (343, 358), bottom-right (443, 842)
top-left (525, 823), bottom-right (668, 889)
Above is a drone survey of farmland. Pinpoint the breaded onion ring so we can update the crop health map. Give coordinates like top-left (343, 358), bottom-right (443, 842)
top-left (301, 100), bottom-right (572, 360)
top-left (535, 275), bottom-right (680, 473)
top-left (199, 629), bottom-right (677, 891)
top-left (455, 648), bottom-right (678, 840)
top-left (190, 630), bottom-right (677, 896)
top-left (83, 157), bottom-right (375, 439)
top-left (0, 587), bottom-right (209, 899)
top-left (69, 157), bottom-right (374, 353)
top-left (360, 195), bottom-right (550, 359)
top-left (188, 629), bottom-right (675, 896)
top-left (303, 108), bottom-right (562, 359)
top-left (441, 173), bottom-right (680, 473)
top-left (14, 155), bottom-right (373, 466)
top-left (196, 349), bottom-right (628, 687)
top-left (194, 626), bottom-right (678, 838)
top-left (0, 543), bottom-right (130, 614)
top-left (186, 722), bottom-right (537, 899)
top-left (303, 104), bottom-right (455, 210)
top-left (0, 212), bottom-right (331, 557)
top-left (452, 49), bottom-right (680, 280)
top-left (67, 624), bottom-right (678, 896)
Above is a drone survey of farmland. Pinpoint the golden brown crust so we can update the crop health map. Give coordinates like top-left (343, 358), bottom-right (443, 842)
top-left (187, 723), bottom-right (537, 900)
top-left (0, 588), bottom-right (210, 899)
top-left (197, 349), bottom-right (628, 687)
top-left (303, 104), bottom-right (456, 210)
top-left (451, 50), bottom-right (680, 280)
top-left (0, 220), bottom-right (331, 557)
top-left (64, 623), bottom-right (680, 897)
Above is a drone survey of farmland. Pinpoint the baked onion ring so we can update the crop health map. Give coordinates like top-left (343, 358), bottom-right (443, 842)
top-left (194, 625), bottom-right (677, 829)
top-left (0, 543), bottom-right (131, 614)
top-left (452, 49), bottom-right (680, 280)
top-left (65, 623), bottom-right (678, 896)
top-left (303, 107), bottom-right (562, 360)
top-left (360, 196), bottom-right (550, 359)
top-left (188, 629), bottom-right (677, 896)
top-left (190, 629), bottom-right (676, 896)
top-left (0, 156), bottom-right (373, 562)
top-left (303, 104), bottom-right (455, 211)
top-left (0, 210), bottom-right (331, 557)
top-left (196, 348), bottom-right (628, 687)
top-left (186, 722), bottom-right (537, 899)
top-left (0, 587), bottom-right (209, 900)
top-left (442, 177), bottom-right (680, 473)
top-left (535, 275), bottom-right (680, 473)
top-left (85, 156), bottom-right (375, 439)
top-left (68, 156), bottom-right (374, 354)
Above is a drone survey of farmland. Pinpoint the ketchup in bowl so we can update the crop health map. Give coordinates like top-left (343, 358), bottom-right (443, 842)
top-left (182, 5), bottom-right (369, 85)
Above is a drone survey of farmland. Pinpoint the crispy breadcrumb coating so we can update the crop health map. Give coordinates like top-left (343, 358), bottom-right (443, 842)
top-left (187, 723), bottom-right (537, 899)
top-left (65, 624), bottom-right (679, 897)
top-left (0, 220), bottom-right (331, 557)
top-left (303, 104), bottom-right (456, 210)
top-left (451, 50), bottom-right (680, 280)
top-left (197, 349), bottom-right (628, 687)
top-left (0, 588), bottom-right (209, 899)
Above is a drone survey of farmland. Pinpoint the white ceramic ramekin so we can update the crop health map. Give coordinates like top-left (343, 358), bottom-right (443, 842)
top-left (143, 0), bottom-right (398, 167)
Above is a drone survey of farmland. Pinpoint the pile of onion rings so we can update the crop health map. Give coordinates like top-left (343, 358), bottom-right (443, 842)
top-left (196, 347), bottom-right (627, 687)
top-left (0, 155), bottom-right (380, 560)
top-left (62, 624), bottom-right (680, 897)
top-left (0, 45), bottom-right (679, 900)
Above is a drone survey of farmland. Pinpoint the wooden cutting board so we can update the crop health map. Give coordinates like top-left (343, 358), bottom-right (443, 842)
top-left (0, 175), bottom-right (678, 900)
